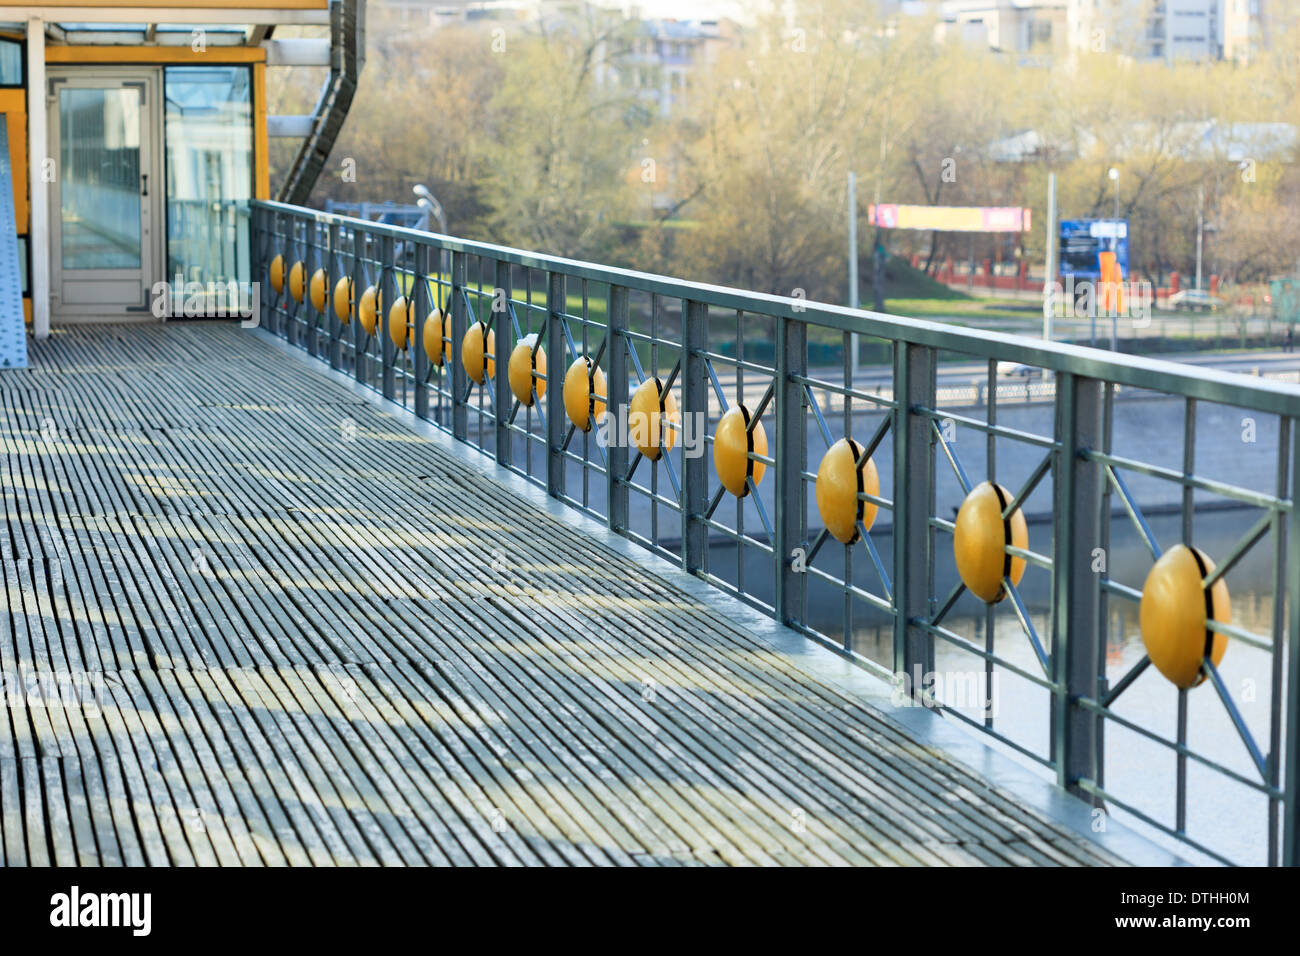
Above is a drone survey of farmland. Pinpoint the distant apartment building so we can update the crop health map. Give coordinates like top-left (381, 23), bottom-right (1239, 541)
top-left (1067, 0), bottom-right (1226, 62)
top-left (935, 1), bottom-right (1068, 57)
top-left (615, 18), bottom-right (737, 118)
top-left (1223, 0), bottom-right (1296, 62)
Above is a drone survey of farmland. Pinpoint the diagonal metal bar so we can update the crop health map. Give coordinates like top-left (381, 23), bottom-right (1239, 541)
top-left (747, 477), bottom-right (775, 539)
top-left (704, 484), bottom-right (726, 521)
top-left (1100, 655), bottom-right (1152, 708)
top-left (1006, 579), bottom-right (1050, 675)
top-left (747, 381), bottom-right (775, 428)
top-left (1204, 511), bottom-right (1273, 589)
top-left (805, 384), bottom-right (835, 448)
top-left (707, 360), bottom-right (731, 413)
top-left (1105, 464), bottom-right (1162, 561)
top-left (933, 419), bottom-right (973, 495)
top-left (1004, 451), bottom-right (1053, 518)
top-left (804, 527), bottom-right (830, 567)
top-left (930, 581), bottom-right (967, 629)
top-left (625, 450), bottom-right (644, 483)
top-left (857, 414), bottom-right (892, 468)
top-left (861, 527), bottom-right (892, 601)
top-left (1204, 660), bottom-right (1268, 781)
top-left (660, 445), bottom-right (683, 500)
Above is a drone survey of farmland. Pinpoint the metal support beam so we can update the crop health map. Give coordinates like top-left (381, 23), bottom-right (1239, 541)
top-left (546, 271), bottom-right (566, 496)
top-left (413, 243), bottom-right (430, 421)
top-left (450, 251), bottom-right (468, 442)
top-left (892, 342), bottom-right (936, 696)
top-left (774, 317), bottom-right (807, 626)
top-left (606, 284), bottom-right (630, 534)
top-left (682, 300), bottom-right (708, 574)
top-left (1054, 373), bottom-right (1105, 800)
top-left (351, 231), bottom-right (365, 386)
top-left (327, 221), bottom-right (342, 370)
top-left (493, 260), bottom-right (511, 468)
top-left (380, 233), bottom-right (395, 400)
top-left (1285, 418), bottom-right (1300, 865)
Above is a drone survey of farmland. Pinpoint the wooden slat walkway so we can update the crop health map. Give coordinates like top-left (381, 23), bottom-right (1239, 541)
top-left (0, 324), bottom-right (1122, 866)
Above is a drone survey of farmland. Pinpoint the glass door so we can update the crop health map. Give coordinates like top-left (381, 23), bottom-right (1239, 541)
top-left (48, 70), bottom-right (160, 318)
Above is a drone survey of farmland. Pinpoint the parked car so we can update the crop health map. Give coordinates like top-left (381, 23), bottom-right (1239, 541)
top-left (996, 360), bottom-right (1043, 379)
top-left (1167, 289), bottom-right (1225, 312)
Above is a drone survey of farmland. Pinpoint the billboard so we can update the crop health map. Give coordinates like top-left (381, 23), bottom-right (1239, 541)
top-left (867, 204), bottom-right (1032, 233)
top-left (1059, 218), bottom-right (1129, 281)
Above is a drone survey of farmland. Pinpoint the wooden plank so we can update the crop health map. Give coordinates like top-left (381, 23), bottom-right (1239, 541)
top-left (0, 325), bottom-right (1128, 868)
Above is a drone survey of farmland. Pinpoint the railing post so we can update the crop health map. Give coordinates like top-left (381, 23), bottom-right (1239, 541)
top-left (380, 233), bottom-right (396, 400)
top-left (774, 314), bottom-right (807, 626)
top-left (327, 221), bottom-right (342, 371)
top-left (352, 229), bottom-right (366, 385)
top-left (1284, 418), bottom-right (1300, 865)
top-left (1053, 372), bottom-right (1105, 800)
top-left (271, 210), bottom-right (284, 338)
top-left (306, 221), bottom-right (321, 359)
top-left (493, 259), bottom-right (512, 468)
top-left (450, 250), bottom-right (469, 442)
top-left (606, 284), bottom-right (630, 534)
top-left (253, 206), bottom-right (267, 329)
top-left (287, 220), bottom-right (300, 347)
top-left (413, 241), bottom-right (430, 421)
top-left (892, 341), bottom-right (936, 698)
top-left (546, 271), bottom-right (566, 496)
top-left (682, 300), bottom-right (708, 574)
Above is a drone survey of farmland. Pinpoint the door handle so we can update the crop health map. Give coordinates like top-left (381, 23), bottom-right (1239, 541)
top-left (141, 173), bottom-right (148, 198)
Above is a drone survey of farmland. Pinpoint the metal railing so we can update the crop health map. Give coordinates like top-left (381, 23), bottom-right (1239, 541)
top-left (253, 199), bottom-right (1300, 866)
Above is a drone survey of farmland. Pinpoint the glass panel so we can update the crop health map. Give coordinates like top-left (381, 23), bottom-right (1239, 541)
top-left (59, 87), bottom-right (142, 270)
top-left (164, 66), bottom-right (253, 291)
top-left (0, 39), bottom-right (22, 86)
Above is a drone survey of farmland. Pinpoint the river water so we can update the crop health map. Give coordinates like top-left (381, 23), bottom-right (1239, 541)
top-left (796, 508), bottom-right (1280, 866)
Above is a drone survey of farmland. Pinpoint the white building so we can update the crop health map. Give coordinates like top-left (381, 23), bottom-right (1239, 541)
top-left (1067, 0), bottom-right (1226, 62)
top-left (936, 1), bottom-right (1067, 57)
top-left (616, 18), bottom-right (737, 118)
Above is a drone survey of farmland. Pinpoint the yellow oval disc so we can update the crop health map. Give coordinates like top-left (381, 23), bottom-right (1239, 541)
top-left (462, 321), bottom-right (496, 384)
top-left (358, 285), bottom-right (382, 335)
top-left (952, 481), bottom-right (1027, 604)
top-left (629, 378), bottom-right (679, 461)
top-left (269, 254), bottom-right (285, 294)
top-left (1139, 544), bottom-right (1230, 689)
top-left (423, 309), bottom-right (451, 366)
top-left (309, 268), bottom-right (329, 313)
top-left (563, 357), bottom-right (607, 432)
top-left (388, 295), bottom-right (413, 350)
top-left (713, 405), bottom-right (768, 497)
top-left (333, 276), bottom-right (352, 324)
top-left (815, 438), bottom-right (880, 545)
top-left (288, 261), bottom-right (306, 303)
top-left (508, 334), bottom-right (548, 406)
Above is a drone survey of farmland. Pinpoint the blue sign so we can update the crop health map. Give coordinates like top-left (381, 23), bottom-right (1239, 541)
top-left (1059, 218), bottom-right (1129, 281)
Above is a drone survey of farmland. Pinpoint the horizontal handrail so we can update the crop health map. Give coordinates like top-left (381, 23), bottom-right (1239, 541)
top-left (253, 199), bottom-right (1300, 415)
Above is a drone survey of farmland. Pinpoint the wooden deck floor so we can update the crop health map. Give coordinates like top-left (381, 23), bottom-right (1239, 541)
top-left (0, 324), bottom-right (1122, 866)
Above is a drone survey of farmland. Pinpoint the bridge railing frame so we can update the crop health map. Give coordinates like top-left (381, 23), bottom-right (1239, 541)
top-left (253, 199), bottom-right (1300, 866)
